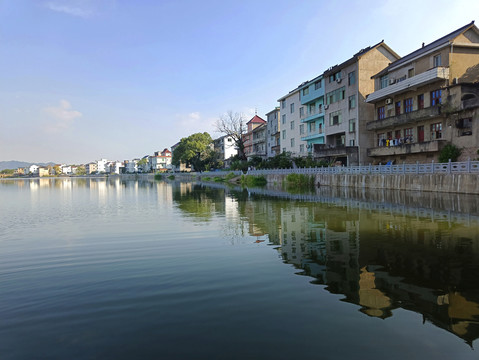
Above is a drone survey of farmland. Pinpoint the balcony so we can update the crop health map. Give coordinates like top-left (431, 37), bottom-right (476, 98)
top-left (301, 108), bottom-right (325, 123)
top-left (366, 67), bottom-right (449, 103)
top-left (313, 145), bottom-right (358, 158)
top-left (367, 139), bottom-right (446, 157)
top-left (301, 129), bottom-right (324, 141)
top-left (300, 86), bottom-right (324, 105)
top-left (366, 106), bottom-right (442, 130)
top-left (252, 137), bottom-right (266, 145)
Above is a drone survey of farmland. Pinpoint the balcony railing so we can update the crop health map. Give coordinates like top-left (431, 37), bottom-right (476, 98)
top-left (301, 108), bottom-right (324, 123)
top-left (301, 129), bottom-right (324, 141)
top-left (366, 106), bottom-right (442, 130)
top-left (366, 67), bottom-right (449, 103)
top-left (367, 139), bottom-right (445, 157)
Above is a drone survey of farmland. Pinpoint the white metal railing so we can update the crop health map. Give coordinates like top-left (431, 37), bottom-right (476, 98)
top-left (245, 159), bottom-right (479, 176)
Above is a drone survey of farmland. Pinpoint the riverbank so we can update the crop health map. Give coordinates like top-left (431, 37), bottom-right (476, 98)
top-left (170, 172), bottom-right (479, 195)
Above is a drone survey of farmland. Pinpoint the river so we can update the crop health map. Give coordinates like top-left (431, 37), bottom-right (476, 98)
top-left (1, 178), bottom-right (478, 359)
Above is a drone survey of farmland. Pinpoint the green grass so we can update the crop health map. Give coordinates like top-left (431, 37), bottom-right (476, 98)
top-left (285, 173), bottom-right (315, 191)
top-left (213, 176), bottom-right (224, 182)
top-left (241, 175), bottom-right (267, 187)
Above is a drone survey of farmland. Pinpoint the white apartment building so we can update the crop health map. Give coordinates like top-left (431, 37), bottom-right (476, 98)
top-left (277, 88), bottom-right (302, 156)
top-left (97, 159), bottom-right (108, 173)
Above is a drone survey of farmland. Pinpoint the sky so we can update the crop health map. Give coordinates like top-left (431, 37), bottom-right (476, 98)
top-left (0, 0), bottom-right (478, 164)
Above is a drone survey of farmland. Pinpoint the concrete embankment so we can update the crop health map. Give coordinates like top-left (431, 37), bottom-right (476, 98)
top-left (120, 172), bottom-right (479, 194)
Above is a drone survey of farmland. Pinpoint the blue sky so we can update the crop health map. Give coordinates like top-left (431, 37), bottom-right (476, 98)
top-left (1, 0), bottom-right (478, 164)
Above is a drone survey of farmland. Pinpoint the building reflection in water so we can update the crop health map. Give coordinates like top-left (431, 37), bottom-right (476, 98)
top-left (224, 187), bottom-right (479, 347)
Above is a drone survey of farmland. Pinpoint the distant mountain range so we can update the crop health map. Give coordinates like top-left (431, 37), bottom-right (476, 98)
top-left (0, 161), bottom-right (56, 171)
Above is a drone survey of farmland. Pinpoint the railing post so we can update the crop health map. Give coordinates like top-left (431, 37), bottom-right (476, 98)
top-left (467, 157), bottom-right (471, 173)
top-left (448, 159), bottom-right (452, 174)
top-left (369, 163), bottom-right (371, 174)
top-left (416, 161), bottom-right (419, 174)
top-left (431, 160), bottom-right (434, 174)
top-left (403, 162), bottom-right (405, 174)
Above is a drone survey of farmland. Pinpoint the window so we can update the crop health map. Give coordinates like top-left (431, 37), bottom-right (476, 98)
top-left (348, 71), bottom-right (356, 86)
top-left (430, 122), bottom-right (442, 139)
top-left (418, 94), bottom-right (424, 109)
top-left (302, 87), bottom-right (309, 96)
top-left (329, 71), bottom-right (341, 83)
top-left (300, 144), bottom-right (305, 153)
top-left (282, 114), bottom-right (286, 124)
top-left (349, 139), bottom-right (355, 146)
top-left (300, 107), bottom-right (304, 117)
top-left (299, 124), bottom-right (304, 135)
top-left (380, 74), bottom-right (389, 89)
top-left (404, 98), bottom-right (413, 113)
top-left (326, 86), bottom-right (346, 105)
top-left (405, 128), bottom-right (413, 137)
top-left (290, 121), bottom-right (294, 130)
top-left (408, 68), bottom-right (415, 78)
top-left (348, 95), bottom-right (356, 109)
top-left (395, 101), bottom-right (401, 115)
top-left (227, 138), bottom-right (232, 142)
top-left (290, 138), bottom-right (295, 147)
top-left (457, 118), bottom-right (472, 136)
top-left (282, 130), bottom-right (286, 139)
top-left (282, 148), bottom-right (286, 153)
top-left (395, 130), bottom-right (401, 139)
top-left (349, 119), bottom-right (356, 132)
top-left (308, 122), bottom-right (315, 132)
top-left (329, 110), bottom-right (342, 126)
top-left (433, 54), bottom-right (441, 67)
top-left (431, 89), bottom-right (442, 106)
top-left (309, 103), bottom-right (315, 114)
top-left (378, 106), bottom-right (385, 120)
top-left (314, 80), bottom-right (321, 90)
top-left (281, 100), bottom-right (286, 109)
top-left (290, 103), bottom-right (295, 113)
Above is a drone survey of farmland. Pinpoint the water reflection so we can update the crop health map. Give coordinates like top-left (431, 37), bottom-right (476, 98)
top-left (173, 182), bottom-right (479, 347)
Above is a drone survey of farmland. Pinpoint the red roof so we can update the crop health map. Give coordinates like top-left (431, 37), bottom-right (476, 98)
top-left (247, 115), bottom-right (266, 124)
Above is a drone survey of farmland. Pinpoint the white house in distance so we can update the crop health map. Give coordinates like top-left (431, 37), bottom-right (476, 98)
top-left (214, 135), bottom-right (238, 166)
top-left (125, 159), bottom-right (139, 173)
top-left (149, 149), bottom-right (172, 172)
top-left (97, 159), bottom-right (109, 173)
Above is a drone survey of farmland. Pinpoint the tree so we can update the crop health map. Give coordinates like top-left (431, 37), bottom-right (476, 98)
top-left (216, 111), bottom-right (247, 161)
top-left (172, 132), bottom-right (213, 172)
top-left (438, 144), bottom-right (462, 163)
top-left (54, 165), bottom-right (62, 176)
top-left (75, 166), bottom-right (86, 175)
top-left (137, 158), bottom-right (149, 173)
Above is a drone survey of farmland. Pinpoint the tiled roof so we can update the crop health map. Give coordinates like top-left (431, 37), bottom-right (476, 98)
top-left (247, 115), bottom-right (266, 124)
top-left (374, 21), bottom-right (476, 77)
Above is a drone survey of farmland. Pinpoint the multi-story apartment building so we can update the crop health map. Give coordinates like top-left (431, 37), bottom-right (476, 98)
top-left (265, 107), bottom-right (280, 157)
top-left (85, 162), bottom-right (98, 174)
top-left (298, 75), bottom-right (325, 154)
top-left (277, 88), bottom-right (301, 155)
top-left (243, 115), bottom-right (266, 159)
top-left (365, 22), bottom-right (479, 164)
top-left (250, 123), bottom-right (267, 159)
top-left (96, 159), bottom-right (108, 173)
top-left (315, 41), bottom-right (400, 166)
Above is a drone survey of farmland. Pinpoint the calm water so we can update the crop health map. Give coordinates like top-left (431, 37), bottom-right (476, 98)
top-left (1, 178), bottom-right (479, 359)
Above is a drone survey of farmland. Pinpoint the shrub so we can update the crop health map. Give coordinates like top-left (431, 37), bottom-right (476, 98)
top-left (241, 175), bottom-right (267, 187)
top-left (225, 172), bottom-right (236, 181)
top-left (154, 174), bottom-right (163, 180)
top-left (213, 176), bottom-right (224, 182)
top-left (438, 144), bottom-right (462, 163)
top-left (167, 175), bottom-right (175, 180)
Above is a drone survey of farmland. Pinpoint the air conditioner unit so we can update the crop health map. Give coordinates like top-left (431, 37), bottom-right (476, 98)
top-left (389, 78), bottom-right (396, 85)
top-left (385, 98), bottom-right (393, 105)
top-left (324, 105), bottom-right (329, 110)
top-left (336, 78), bottom-right (342, 83)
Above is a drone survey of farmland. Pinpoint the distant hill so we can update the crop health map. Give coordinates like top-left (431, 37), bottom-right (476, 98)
top-left (0, 161), bottom-right (56, 171)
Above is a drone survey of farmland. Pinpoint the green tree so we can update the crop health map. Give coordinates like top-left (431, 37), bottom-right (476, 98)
top-left (137, 158), bottom-right (149, 172)
top-left (54, 165), bottom-right (62, 176)
top-left (172, 132), bottom-right (213, 172)
top-left (75, 166), bottom-right (86, 175)
top-left (0, 169), bottom-right (15, 175)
